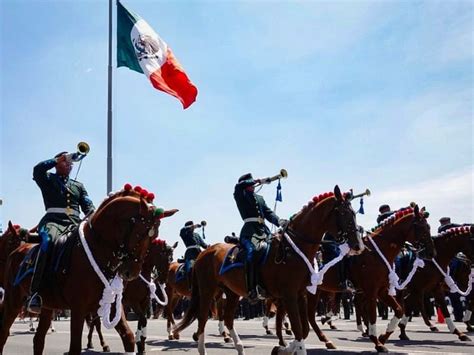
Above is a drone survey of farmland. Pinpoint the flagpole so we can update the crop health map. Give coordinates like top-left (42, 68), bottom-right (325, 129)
top-left (107, 0), bottom-right (113, 193)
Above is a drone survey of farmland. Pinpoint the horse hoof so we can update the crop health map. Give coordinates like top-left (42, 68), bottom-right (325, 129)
top-left (376, 345), bottom-right (389, 353)
top-left (86, 343), bottom-right (94, 349)
top-left (192, 332), bottom-right (199, 342)
top-left (285, 329), bottom-right (292, 336)
top-left (459, 334), bottom-right (471, 341)
top-left (430, 326), bottom-right (439, 332)
top-left (378, 334), bottom-right (388, 344)
top-left (224, 336), bottom-right (231, 343)
top-left (266, 329), bottom-right (273, 335)
top-left (399, 334), bottom-right (410, 341)
top-left (361, 332), bottom-right (369, 338)
top-left (51, 328), bottom-right (55, 333)
top-left (271, 346), bottom-right (281, 355)
top-left (103, 345), bottom-right (110, 352)
top-left (325, 341), bottom-right (336, 350)
top-left (168, 334), bottom-right (174, 340)
top-left (29, 328), bottom-right (35, 332)
top-left (330, 325), bottom-right (337, 330)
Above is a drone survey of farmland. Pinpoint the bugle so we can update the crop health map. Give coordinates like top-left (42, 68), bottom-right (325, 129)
top-left (255, 169), bottom-right (288, 186)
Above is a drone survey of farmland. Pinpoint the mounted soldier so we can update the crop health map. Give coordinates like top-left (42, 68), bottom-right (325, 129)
top-left (377, 204), bottom-right (393, 224)
top-left (179, 220), bottom-right (208, 277)
top-left (233, 172), bottom-right (288, 303)
top-left (27, 143), bottom-right (93, 313)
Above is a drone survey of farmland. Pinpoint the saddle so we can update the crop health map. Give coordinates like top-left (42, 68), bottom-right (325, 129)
top-left (175, 263), bottom-right (188, 283)
top-left (14, 228), bottom-right (78, 287)
top-left (219, 237), bottom-right (271, 275)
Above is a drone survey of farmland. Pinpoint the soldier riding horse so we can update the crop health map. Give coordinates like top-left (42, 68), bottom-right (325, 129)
top-left (0, 184), bottom-right (178, 355)
top-left (174, 185), bottom-right (364, 355)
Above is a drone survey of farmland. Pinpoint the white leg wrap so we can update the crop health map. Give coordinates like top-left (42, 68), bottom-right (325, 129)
top-left (230, 329), bottom-right (245, 355)
top-left (279, 340), bottom-right (306, 355)
top-left (29, 319), bottom-right (34, 328)
top-left (400, 315), bottom-right (409, 326)
top-left (135, 328), bottom-right (142, 342)
top-left (445, 317), bottom-right (456, 333)
top-left (463, 310), bottom-right (472, 323)
top-left (386, 316), bottom-right (400, 333)
top-left (124, 353), bottom-right (135, 355)
top-left (262, 316), bottom-right (269, 328)
top-left (368, 323), bottom-right (377, 337)
top-left (327, 311), bottom-right (334, 317)
top-left (198, 333), bottom-right (207, 355)
top-left (218, 320), bottom-right (225, 335)
top-left (141, 326), bottom-right (147, 337)
top-left (357, 323), bottom-right (364, 333)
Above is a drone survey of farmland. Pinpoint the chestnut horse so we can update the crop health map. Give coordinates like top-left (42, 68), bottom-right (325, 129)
top-left (0, 185), bottom-right (178, 355)
top-left (397, 225), bottom-right (474, 342)
top-left (86, 239), bottom-right (178, 354)
top-left (174, 186), bottom-right (363, 355)
top-left (450, 255), bottom-right (474, 332)
top-left (301, 205), bottom-right (434, 352)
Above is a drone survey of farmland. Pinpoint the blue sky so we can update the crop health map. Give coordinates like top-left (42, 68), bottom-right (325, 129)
top-left (1, 0), bottom-right (472, 258)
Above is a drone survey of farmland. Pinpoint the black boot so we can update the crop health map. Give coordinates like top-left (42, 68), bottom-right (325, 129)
top-left (245, 262), bottom-right (258, 304)
top-left (27, 250), bottom-right (47, 314)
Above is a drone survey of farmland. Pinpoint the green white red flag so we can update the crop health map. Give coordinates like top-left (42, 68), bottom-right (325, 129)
top-left (117, 1), bottom-right (198, 109)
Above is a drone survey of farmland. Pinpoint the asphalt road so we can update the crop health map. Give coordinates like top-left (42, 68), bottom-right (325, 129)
top-left (3, 316), bottom-right (474, 354)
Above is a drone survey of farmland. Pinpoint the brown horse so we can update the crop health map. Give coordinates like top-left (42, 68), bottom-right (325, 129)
top-left (450, 255), bottom-right (474, 332)
top-left (397, 225), bottom-right (474, 342)
top-left (302, 204), bottom-right (434, 352)
top-left (86, 239), bottom-right (178, 354)
top-left (0, 185), bottom-right (178, 355)
top-left (0, 222), bottom-right (30, 285)
top-left (174, 186), bottom-right (363, 355)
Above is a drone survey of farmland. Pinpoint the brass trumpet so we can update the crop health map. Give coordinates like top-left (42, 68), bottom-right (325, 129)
top-left (255, 169), bottom-right (288, 186)
top-left (350, 188), bottom-right (371, 200)
top-left (69, 141), bottom-right (90, 162)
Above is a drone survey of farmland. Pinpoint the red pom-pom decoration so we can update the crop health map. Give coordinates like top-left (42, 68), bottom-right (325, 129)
top-left (124, 183), bottom-right (132, 191)
top-left (312, 196), bottom-right (319, 203)
top-left (140, 189), bottom-right (148, 198)
top-left (147, 192), bottom-right (155, 201)
top-left (134, 185), bottom-right (142, 193)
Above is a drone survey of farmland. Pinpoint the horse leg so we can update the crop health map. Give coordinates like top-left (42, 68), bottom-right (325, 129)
top-left (434, 291), bottom-right (471, 341)
top-left (366, 297), bottom-right (388, 353)
top-left (167, 294), bottom-right (179, 340)
top-left (263, 299), bottom-right (273, 335)
top-left (0, 289), bottom-right (25, 353)
top-left (29, 317), bottom-right (35, 332)
top-left (298, 294), bottom-right (309, 340)
top-left (274, 295), bottom-right (306, 355)
top-left (306, 291), bottom-right (335, 349)
top-left (114, 309), bottom-right (135, 353)
top-left (464, 308), bottom-right (474, 332)
top-left (275, 303), bottom-right (287, 347)
top-left (377, 293), bottom-right (403, 344)
top-left (33, 309), bottom-right (52, 355)
top-left (95, 316), bottom-right (111, 352)
top-left (218, 295), bottom-right (231, 343)
top-left (135, 309), bottom-right (148, 354)
top-left (86, 315), bottom-right (95, 349)
top-left (68, 310), bottom-right (86, 355)
top-left (194, 287), bottom-right (216, 355)
top-left (223, 292), bottom-right (244, 355)
top-left (283, 315), bottom-right (292, 335)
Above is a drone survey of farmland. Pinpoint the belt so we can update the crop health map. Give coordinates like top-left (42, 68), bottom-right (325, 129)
top-left (186, 245), bottom-right (201, 250)
top-left (244, 217), bottom-right (264, 224)
top-left (46, 207), bottom-right (79, 217)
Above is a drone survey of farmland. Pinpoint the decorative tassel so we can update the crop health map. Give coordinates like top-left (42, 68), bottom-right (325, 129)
top-left (276, 180), bottom-right (282, 202)
top-left (358, 197), bottom-right (365, 214)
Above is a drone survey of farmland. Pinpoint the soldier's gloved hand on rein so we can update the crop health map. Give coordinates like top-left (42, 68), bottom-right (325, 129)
top-left (278, 219), bottom-right (290, 229)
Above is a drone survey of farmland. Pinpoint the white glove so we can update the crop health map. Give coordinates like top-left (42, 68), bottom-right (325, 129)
top-left (279, 218), bottom-right (289, 229)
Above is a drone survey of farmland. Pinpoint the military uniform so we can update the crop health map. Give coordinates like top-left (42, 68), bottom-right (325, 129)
top-left (234, 173), bottom-right (281, 301)
top-left (179, 222), bottom-right (208, 274)
top-left (28, 156), bottom-right (94, 312)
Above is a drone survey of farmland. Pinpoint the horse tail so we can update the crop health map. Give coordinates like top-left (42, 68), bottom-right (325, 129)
top-left (173, 268), bottom-right (200, 333)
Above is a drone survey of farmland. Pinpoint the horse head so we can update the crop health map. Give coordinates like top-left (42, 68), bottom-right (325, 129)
top-left (2, 221), bottom-right (29, 253)
top-left (149, 239), bottom-right (177, 284)
top-left (372, 204), bottom-right (435, 259)
top-left (89, 184), bottom-right (178, 281)
top-left (290, 185), bottom-right (363, 254)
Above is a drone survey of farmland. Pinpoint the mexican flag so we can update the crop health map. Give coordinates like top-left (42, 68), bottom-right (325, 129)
top-left (117, 1), bottom-right (198, 109)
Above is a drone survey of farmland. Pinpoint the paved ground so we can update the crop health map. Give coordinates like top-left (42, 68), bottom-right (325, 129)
top-left (3, 316), bottom-right (474, 354)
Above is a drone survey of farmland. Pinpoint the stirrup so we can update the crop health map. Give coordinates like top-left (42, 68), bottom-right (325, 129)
top-left (27, 293), bottom-right (42, 314)
top-left (256, 285), bottom-right (266, 300)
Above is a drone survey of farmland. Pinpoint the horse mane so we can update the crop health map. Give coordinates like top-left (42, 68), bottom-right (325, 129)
top-left (95, 183), bottom-right (157, 214)
top-left (152, 238), bottom-right (166, 248)
top-left (290, 191), bottom-right (337, 223)
top-left (370, 207), bottom-right (418, 234)
top-left (434, 225), bottom-right (473, 240)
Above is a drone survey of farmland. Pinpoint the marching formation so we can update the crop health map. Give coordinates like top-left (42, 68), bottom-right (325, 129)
top-left (0, 145), bottom-right (473, 355)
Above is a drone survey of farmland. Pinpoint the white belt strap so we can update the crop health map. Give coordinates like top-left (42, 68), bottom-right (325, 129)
top-left (186, 245), bottom-right (201, 250)
top-left (46, 207), bottom-right (79, 217)
top-left (244, 217), bottom-right (264, 224)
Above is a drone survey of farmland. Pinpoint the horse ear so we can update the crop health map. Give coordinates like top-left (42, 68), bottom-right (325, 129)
top-left (7, 221), bottom-right (17, 235)
top-left (172, 241), bottom-right (179, 249)
top-left (162, 209), bottom-right (179, 218)
top-left (334, 185), bottom-right (342, 200)
top-left (414, 204), bottom-right (419, 217)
